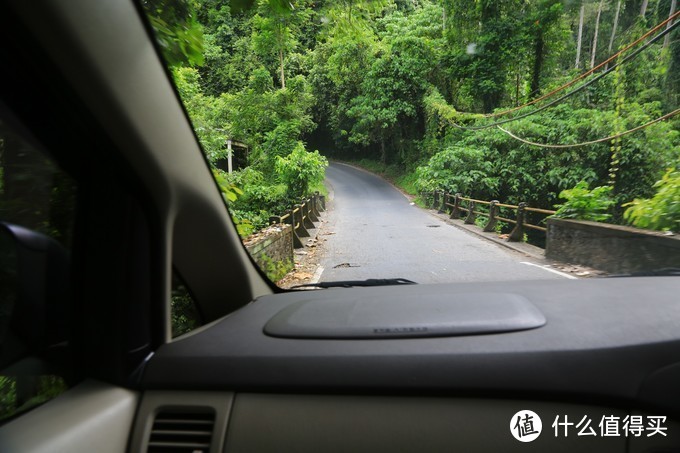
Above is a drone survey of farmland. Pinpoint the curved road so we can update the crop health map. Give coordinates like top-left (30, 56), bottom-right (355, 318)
top-left (319, 163), bottom-right (565, 284)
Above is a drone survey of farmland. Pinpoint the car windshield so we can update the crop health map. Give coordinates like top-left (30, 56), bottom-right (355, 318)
top-left (142, 0), bottom-right (679, 288)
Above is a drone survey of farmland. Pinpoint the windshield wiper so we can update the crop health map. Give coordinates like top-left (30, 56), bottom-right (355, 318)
top-left (291, 278), bottom-right (417, 289)
top-left (607, 268), bottom-right (680, 278)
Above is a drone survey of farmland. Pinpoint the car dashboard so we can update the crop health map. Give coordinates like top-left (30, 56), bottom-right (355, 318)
top-left (130, 277), bottom-right (680, 452)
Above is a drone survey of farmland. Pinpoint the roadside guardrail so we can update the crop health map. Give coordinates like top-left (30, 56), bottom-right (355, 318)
top-left (424, 191), bottom-right (556, 242)
top-left (269, 191), bottom-right (325, 248)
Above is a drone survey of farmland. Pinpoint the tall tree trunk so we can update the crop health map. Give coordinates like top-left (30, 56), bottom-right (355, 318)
top-left (575, 3), bottom-right (585, 69)
top-left (664, 0), bottom-right (678, 48)
top-left (640, 0), bottom-right (649, 18)
top-left (606, 0), bottom-right (622, 70)
top-left (530, 28), bottom-right (545, 98)
top-left (278, 49), bottom-right (286, 89)
top-left (608, 1), bottom-right (621, 54)
top-left (590, 0), bottom-right (604, 69)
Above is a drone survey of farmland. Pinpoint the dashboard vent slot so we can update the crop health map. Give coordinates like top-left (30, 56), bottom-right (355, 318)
top-left (147, 409), bottom-right (215, 453)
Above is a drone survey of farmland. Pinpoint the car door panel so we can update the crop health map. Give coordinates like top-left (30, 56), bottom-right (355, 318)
top-left (0, 380), bottom-right (138, 453)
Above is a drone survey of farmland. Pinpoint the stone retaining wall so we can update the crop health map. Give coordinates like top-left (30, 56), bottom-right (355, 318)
top-left (244, 224), bottom-right (294, 280)
top-left (546, 218), bottom-right (680, 274)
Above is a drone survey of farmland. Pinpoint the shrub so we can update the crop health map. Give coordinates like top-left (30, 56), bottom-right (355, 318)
top-left (414, 145), bottom-right (498, 196)
top-left (623, 168), bottom-right (680, 232)
top-left (212, 168), bottom-right (242, 202)
top-left (553, 181), bottom-right (615, 222)
top-left (275, 143), bottom-right (328, 198)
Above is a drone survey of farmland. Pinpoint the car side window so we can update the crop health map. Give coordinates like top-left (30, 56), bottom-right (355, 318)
top-left (0, 117), bottom-right (76, 423)
top-left (171, 271), bottom-right (201, 338)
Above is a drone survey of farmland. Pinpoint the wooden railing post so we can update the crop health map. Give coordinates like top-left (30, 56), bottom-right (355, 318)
top-left (295, 204), bottom-right (310, 238)
top-left (307, 196), bottom-right (320, 222)
top-left (484, 200), bottom-right (499, 232)
top-left (315, 191), bottom-right (325, 212)
top-left (291, 206), bottom-right (299, 233)
top-left (288, 208), bottom-right (303, 248)
top-left (310, 193), bottom-right (319, 218)
top-left (450, 193), bottom-right (461, 219)
top-left (508, 202), bottom-right (527, 242)
top-left (302, 199), bottom-right (316, 228)
top-left (420, 191), bottom-right (427, 207)
top-left (464, 200), bottom-right (477, 224)
top-left (432, 190), bottom-right (439, 210)
top-left (439, 191), bottom-right (448, 213)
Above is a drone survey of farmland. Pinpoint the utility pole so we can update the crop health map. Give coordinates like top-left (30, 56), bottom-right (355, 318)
top-left (227, 139), bottom-right (233, 174)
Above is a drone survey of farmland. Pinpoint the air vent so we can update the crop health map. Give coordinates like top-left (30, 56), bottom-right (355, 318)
top-left (147, 409), bottom-right (215, 453)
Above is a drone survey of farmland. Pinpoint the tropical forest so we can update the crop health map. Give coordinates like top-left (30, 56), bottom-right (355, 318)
top-left (144, 0), bottom-right (680, 237)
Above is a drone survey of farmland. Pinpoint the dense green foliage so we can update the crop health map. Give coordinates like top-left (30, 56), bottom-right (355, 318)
top-left (624, 168), bottom-right (680, 231)
top-left (415, 145), bottom-right (497, 196)
top-left (275, 144), bottom-right (328, 197)
top-left (257, 253), bottom-right (295, 282)
top-left (553, 181), bottom-right (615, 221)
top-left (170, 278), bottom-right (201, 338)
top-left (145, 0), bottom-right (680, 234)
top-left (145, 0), bottom-right (327, 236)
top-left (0, 375), bottom-right (67, 422)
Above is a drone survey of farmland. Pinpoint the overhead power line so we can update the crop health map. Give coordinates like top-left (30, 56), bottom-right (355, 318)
top-left (462, 10), bottom-right (680, 120)
top-left (496, 109), bottom-right (680, 149)
top-left (445, 19), bottom-right (680, 132)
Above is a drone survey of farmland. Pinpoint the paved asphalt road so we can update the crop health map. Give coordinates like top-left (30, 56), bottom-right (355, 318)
top-left (319, 163), bottom-right (565, 284)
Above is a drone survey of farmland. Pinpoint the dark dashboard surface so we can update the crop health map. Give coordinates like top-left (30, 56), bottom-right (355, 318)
top-left (143, 277), bottom-right (680, 413)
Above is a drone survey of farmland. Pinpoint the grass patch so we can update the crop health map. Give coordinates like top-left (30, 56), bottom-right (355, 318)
top-left (310, 180), bottom-right (329, 198)
top-left (260, 254), bottom-right (294, 283)
top-left (393, 171), bottom-right (419, 195)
